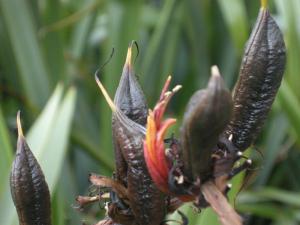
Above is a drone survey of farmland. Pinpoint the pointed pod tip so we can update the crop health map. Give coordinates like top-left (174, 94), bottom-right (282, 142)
top-left (125, 44), bottom-right (133, 66)
top-left (209, 65), bottom-right (223, 87)
top-left (95, 73), bottom-right (116, 112)
top-left (211, 65), bottom-right (221, 78)
top-left (261, 0), bottom-right (268, 9)
top-left (208, 65), bottom-right (227, 92)
top-left (16, 111), bottom-right (24, 138)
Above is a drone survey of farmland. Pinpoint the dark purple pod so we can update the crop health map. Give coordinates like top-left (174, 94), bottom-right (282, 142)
top-left (95, 76), bottom-right (166, 225)
top-left (10, 112), bottom-right (52, 225)
top-left (180, 66), bottom-right (232, 181)
top-left (225, 6), bottom-right (286, 151)
top-left (113, 42), bottom-right (148, 185)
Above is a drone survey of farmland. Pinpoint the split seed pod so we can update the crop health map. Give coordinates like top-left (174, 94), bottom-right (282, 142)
top-left (95, 72), bottom-right (165, 225)
top-left (180, 66), bottom-right (232, 181)
top-left (225, 3), bottom-right (286, 151)
top-left (10, 112), bottom-right (52, 225)
top-left (112, 42), bottom-right (148, 185)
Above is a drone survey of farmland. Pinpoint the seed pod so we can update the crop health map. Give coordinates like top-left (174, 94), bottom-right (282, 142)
top-left (95, 76), bottom-right (166, 225)
top-left (10, 112), bottom-right (52, 225)
top-left (225, 3), bottom-right (286, 151)
top-left (114, 41), bottom-right (148, 126)
top-left (180, 66), bottom-right (232, 181)
top-left (113, 42), bottom-right (148, 185)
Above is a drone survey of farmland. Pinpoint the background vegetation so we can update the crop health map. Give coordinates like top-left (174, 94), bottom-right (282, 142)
top-left (0, 0), bottom-right (300, 224)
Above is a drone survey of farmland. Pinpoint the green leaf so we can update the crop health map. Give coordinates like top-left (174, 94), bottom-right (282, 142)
top-left (278, 80), bottom-right (300, 144)
top-left (0, 0), bottom-right (50, 107)
top-left (140, 0), bottom-right (178, 98)
top-left (275, 0), bottom-right (300, 97)
top-left (27, 84), bottom-right (64, 157)
top-left (37, 87), bottom-right (77, 191)
top-left (217, 0), bottom-right (248, 53)
top-left (240, 188), bottom-right (300, 208)
top-left (0, 107), bottom-right (13, 195)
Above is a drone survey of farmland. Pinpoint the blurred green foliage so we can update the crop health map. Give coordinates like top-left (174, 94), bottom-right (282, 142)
top-left (0, 0), bottom-right (300, 224)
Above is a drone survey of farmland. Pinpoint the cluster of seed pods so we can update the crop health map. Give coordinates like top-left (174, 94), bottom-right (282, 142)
top-left (9, 1), bottom-right (285, 225)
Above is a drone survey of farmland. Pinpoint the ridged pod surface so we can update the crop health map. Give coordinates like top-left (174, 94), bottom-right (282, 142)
top-left (112, 114), bottom-right (165, 225)
top-left (225, 6), bottom-right (286, 151)
top-left (180, 66), bottom-right (232, 181)
top-left (113, 43), bottom-right (148, 185)
top-left (95, 72), bottom-right (165, 225)
top-left (10, 113), bottom-right (51, 225)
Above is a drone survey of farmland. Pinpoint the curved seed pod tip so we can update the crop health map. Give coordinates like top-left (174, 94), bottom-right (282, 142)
top-left (180, 66), bottom-right (233, 181)
top-left (225, 0), bottom-right (286, 151)
top-left (10, 111), bottom-right (52, 225)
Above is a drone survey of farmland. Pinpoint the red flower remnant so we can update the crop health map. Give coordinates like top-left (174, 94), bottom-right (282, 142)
top-left (144, 76), bottom-right (181, 194)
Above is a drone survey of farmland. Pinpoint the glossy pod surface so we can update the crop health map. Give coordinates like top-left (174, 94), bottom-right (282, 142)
top-left (95, 70), bottom-right (165, 225)
top-left (180, 67), bottom-right (232, 181)
top-left (10, 114), bottom-right (51, 225)
top-left (111, 45), bottom-right (165, 225)
top-left (113, 110), bottom-right (166, 225)
top-left (113, 44), bottom-right (148, 185)
top-left (226, 7), bottom-right (286, 151)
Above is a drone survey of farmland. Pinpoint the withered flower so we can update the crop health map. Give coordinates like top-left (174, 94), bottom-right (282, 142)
top-left (143, 67), bottom-right (234, 203)
top-left (144, 76), bottom-right (181, 195)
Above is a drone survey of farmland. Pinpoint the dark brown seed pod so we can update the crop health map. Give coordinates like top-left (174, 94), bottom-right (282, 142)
top-left (95, 76), bottom-right (166, 225)
top-left (225, 4), bottom-right (286, 151)
top-left (10, 112), bottom-right (52, 225)
top-left (114, 116), bottom-right (165, 225)
top-left (112, 42), bottom-right (148, 185)
top-left (180, 66), bottom-right (233, 181)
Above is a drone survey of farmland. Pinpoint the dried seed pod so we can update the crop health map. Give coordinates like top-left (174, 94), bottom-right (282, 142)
top-left (225, 3), bottom-right (286, 151)
top-left (10, 112), bottom-right (52, 225)
top-left (95, 76), bottom-right (166, 225)
top-left (113, 42), bottom-right (148, 185)
top-left (180, 66), bottom-right (232, 181)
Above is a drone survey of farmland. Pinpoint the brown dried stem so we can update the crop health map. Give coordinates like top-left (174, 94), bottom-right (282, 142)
top-left (89, 173), bottom-right (128, 200)
top-left (201, 181), bottom-right (242, 225)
